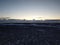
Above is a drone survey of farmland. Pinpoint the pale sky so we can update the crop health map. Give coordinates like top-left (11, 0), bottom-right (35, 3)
top-left (0, 0), bottom-right (60, 20)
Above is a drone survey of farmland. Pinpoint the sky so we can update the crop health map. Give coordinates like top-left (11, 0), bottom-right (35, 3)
top-left (0, 0), bottom-right (60, 20)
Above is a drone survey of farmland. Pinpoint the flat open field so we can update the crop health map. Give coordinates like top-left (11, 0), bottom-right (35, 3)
top-left (0, 23), bottom-right (60, 45)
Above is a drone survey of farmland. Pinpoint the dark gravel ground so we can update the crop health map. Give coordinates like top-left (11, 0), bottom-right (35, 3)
top-left (0, 23), bottom-right (60, 45)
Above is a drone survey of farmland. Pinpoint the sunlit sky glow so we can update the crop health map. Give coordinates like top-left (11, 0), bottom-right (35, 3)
top-left (0, 0), bottom-right (60, 20)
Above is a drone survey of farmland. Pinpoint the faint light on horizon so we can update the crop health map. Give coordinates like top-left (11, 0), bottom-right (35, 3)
top-left (11, 16), bottom-right (46, 20)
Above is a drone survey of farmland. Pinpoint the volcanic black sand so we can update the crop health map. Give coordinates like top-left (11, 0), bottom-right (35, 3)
top-left (0, 23), bottom-right (60, 45)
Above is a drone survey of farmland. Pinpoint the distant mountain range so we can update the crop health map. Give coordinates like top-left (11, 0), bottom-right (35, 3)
top-left (0, 19), bottom-right (60, 23)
